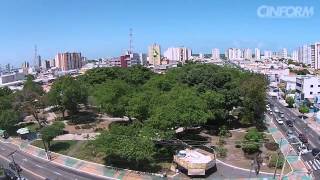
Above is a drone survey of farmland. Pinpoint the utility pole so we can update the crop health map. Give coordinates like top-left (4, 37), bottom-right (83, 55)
top-left (280, 147), bottom-right (292, 179)
top-left (273, 138), bottom-right (283, 179)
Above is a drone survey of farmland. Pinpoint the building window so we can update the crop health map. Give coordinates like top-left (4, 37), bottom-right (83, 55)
top-left (318, 85), bottom-right (320, 87)
top-left (318, 92), bottom-right (320, 94)
top-left (311, 85), bottom-right (314, 88)
top-left (310, 92), bottom-right (313, 95)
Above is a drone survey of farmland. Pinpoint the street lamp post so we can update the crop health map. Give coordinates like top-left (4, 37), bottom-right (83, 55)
top-left (273, 138), bottom-right (283, 179)
top-left (8, 151), bottom-right (22, 179)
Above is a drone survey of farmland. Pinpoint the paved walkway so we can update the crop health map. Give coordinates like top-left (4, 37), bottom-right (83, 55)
top-left (266, 114), bottom-right (312, 180)
top-left (1, 138), bottom-right (164, 180)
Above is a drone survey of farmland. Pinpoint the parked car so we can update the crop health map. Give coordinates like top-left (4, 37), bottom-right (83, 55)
top-left (4, 168), bottom-right (17, 180)
top-left (286, 120), bottom-right (293, 127)
top-left (286, 129), bottom-right (294, 137)
top-left (9, 162), bottom-right (22, 173)
top-left (298, 144), bottom-right (310, 155)
top-left (276, 117), bottom-right (283, 125)
top-left (274, 107), bottom-right (279, 113)
top-left (312, 148), bottom-right (320, 157)
top-left (298, 133), bottom-right (308, 144)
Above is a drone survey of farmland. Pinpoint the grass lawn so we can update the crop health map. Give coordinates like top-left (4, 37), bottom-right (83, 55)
top-left (31, 140), bottom-right (105, 163)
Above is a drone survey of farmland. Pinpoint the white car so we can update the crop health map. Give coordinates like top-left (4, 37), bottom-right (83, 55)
top-left (274, 107), bottom-right (279, 113)
top-left (276, 117), bottom-right (283, 124)
top-left (298, 144), bottom-right (311, 155)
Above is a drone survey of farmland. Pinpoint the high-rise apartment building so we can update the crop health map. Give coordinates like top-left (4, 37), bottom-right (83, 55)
top-left (243, 48), bottom-right (252, 60)
top-left (254, 48), bottom-right (261, 60)
top-left (164, 47), bottom-right (192, 63)
top-left (211, 48), bottom-right (220, 60)
top-left (281, 48), bottom-right (288, 59)
top-left (291, 50), bottom-right (299, 61)
top-left (298, 45), bottom-right (311, 65)
top-left (54, 52), bottom-right (83, 71)
top-left (227, 48), bottom-right (242, 60)
top-left (314, 43), bottom-right (320, 69)
top-left (263, 50), bottom-right (272, 59)
top-left (148, 44), bottom-right (161, 65)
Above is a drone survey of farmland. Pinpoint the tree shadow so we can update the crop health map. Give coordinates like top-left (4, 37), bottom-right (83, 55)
top-left (66, 111), bottom-right (98, 125)
top-left (103, 155), bottom-right (162, 173)
top-left (49, 142), bottom-right (71, 152)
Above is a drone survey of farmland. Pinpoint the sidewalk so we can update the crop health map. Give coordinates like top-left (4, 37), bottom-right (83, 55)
top-left (1, 138), bottom-right (164, 180)
top-left (266, 114), bottom-right (312, 180)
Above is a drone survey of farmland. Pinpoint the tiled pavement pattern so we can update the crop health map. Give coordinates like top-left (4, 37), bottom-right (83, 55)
top-left (6, 138), bottom-right (164, 180)
top-left (266, 114), bottom-right (313, 180)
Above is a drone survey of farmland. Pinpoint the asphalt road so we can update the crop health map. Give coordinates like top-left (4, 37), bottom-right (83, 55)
top-left (267, 96), bottom-right (320, 178)
top-left (0, 141), bottom-right (112, 180)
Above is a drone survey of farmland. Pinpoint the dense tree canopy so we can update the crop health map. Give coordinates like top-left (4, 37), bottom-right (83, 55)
top-left (48, 76), bottom-right (88, 116)
top-left (81, 64), bottom-right (267, 166)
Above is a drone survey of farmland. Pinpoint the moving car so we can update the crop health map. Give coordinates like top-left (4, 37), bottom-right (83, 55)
top-left (285, 119), bottom-right (293, 127)
top-left (298, 133), bottom-right (308, 144)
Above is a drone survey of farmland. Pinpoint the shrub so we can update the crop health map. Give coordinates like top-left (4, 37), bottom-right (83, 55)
top-left (265, 142), bottom-right (279, 151)
top-left (242, 143), bottom-right (260, 154)
top-left (216, 146), bottom-right (227, 158)
top-left (75, 125), bottom-right (81, 130)
top-left (268, 153), bottom-right (284, 168)
top-left (235, 144), bottom-right (241, 148)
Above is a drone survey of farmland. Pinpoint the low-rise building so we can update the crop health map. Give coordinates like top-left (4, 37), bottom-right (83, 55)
top-left (295, 75), bottom-right (320, 101)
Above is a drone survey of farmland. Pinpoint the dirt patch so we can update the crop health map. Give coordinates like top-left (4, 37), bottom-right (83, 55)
top-left (208, 130), bottom-right (291, 174)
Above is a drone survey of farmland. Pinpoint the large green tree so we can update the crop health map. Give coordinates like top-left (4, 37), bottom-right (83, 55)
top-left (40, 121), bottom-right (65, 148)
top-left (48, 76), bottom-right (88, 117)
top-left (16, 76), bottom-right (46, 127)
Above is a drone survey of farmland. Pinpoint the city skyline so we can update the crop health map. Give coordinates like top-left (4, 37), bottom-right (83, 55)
top-left (0, 0), bottom-right (319, 66)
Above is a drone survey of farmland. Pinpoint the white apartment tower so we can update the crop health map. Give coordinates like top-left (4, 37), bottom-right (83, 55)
top-left (314, 42), bottom-right (320, 69)
top-left (243, 48), bottom-right (252, 60)
top-left (254, 48), bottom-right (261, 60)
top-left (281, 48), bottom-right (288, 59)
top-left (227, 48), bottom-right (242, 60)
top-left (291, 50), bottom-right (299, 61)
top-left (164, 47), bottom-right (192, 63)
top-left (211, 48), bottom-right (220, 60)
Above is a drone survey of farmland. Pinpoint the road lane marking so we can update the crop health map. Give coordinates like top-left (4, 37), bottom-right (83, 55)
top-left (35, 164), bottom-right (44, 169)
top-left (53, 171), bottom-right (62, 176)
top-left (305, 161), bottom-right (311, 169)
top-left (0, 153), bottom-right (45, 179)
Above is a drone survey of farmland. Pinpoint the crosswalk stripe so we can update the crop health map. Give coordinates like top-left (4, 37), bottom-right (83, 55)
top-left (309, 161), bottom-right (317, 170)
top-left (305, 161), bottom-right (311, 169)
top-left (314, 160), bottom-right (320, 170)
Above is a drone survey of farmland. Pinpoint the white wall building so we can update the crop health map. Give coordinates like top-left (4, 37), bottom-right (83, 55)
top-left (227, 48), bottom-right (242, 60)
top-left (281, 48), bottom-right (288, 59)
top-left (164, 47), bottom-right (192, 63)
top-left (254, 48), bottom-right (261, 60)
top-left (211, 48), bottom-right (220, 60)
top-left (263, 50), bottom-right (272, 59)
top-left (313, 43), bottom-right (320, 69)
top-left (296, 75), bottom-right (320, 100)
top-left (243, 48), bottom-right (252, 60)
top-left (291, 50), bottom-right (298, 61)
top-left (0, 73), bottom-right (25, 85)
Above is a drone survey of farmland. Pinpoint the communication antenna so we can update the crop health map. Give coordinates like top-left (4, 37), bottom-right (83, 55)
top-left (129, 28), bottom-right (133, 53)
top-left (34, 44), bottom-right (38, 67)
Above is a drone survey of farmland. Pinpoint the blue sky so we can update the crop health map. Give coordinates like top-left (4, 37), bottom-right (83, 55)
top-left (0, 0), bottom-right (319, 66)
